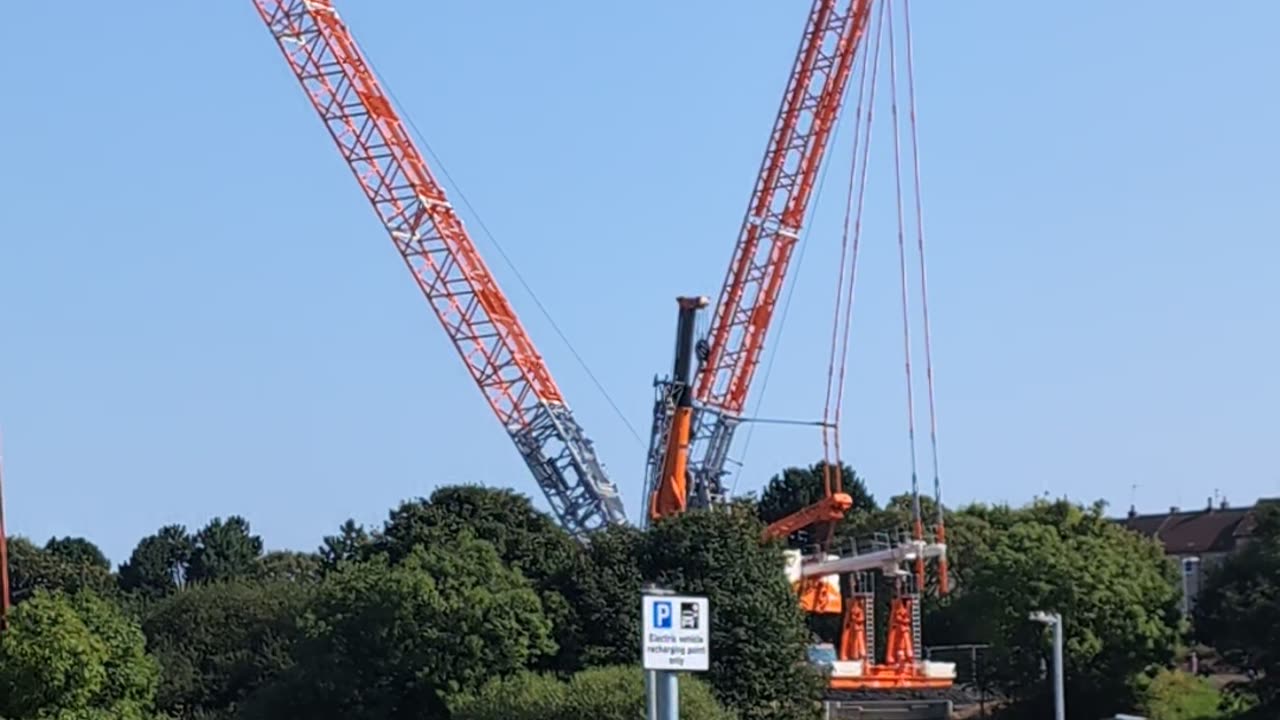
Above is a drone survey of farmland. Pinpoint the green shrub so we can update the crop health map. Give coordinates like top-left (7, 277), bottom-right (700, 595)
top-left (450, 665), bottom-right (735, 720)
top-left (1138, 668), bottom-right (1224, 720)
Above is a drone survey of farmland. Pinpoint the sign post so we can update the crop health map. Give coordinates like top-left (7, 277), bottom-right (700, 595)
top-left (642, 587), bottom-right (710, 720)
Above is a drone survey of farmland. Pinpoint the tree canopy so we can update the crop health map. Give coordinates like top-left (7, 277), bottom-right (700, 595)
top-left (240, 533), bottom-right (556, 720)
top-left (928, 499), bottom-right (1184, 718)
top-left (7, 536), bottom-right (116, 603)
top-left (1, 460), bottom-right (1264, 720)
top-left (0, 590), bottom-right (160, 719)
top-left (142, 578), bottom-right (311, 719)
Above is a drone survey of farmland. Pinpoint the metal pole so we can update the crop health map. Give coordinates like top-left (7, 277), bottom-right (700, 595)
top-left (645, 670), bottom-right (658, 720)
top-left (1031, 611), bottom-right (1065, 720)
top-left (974, 646), bottom-right (986, 718)
top-left (643, 584), bottom-right (678, 720)
top-left (1052, 616), bottom-right (1065, 720)
top-left (657, 670), bottom-right (679, 720)
top-left (0, 431), bottom-right (10, 632)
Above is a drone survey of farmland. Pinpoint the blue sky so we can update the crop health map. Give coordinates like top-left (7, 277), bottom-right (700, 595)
top-left (1, 2), bottom-right (1277, 565)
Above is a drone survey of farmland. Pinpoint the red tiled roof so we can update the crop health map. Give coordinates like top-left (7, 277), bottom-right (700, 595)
top-left (1117, 506), bottom-right (1254, 555)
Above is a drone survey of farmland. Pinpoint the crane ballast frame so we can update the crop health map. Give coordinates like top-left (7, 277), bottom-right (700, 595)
top-left (251, 0), bottom-right (625, 535)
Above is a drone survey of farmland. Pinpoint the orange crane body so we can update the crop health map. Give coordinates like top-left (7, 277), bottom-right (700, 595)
top-left (648, 297), bottom-right (708, 521)
top-left (762, 492), bottom-right (853, 540)
top-left (252, 0), bottom-right (625, 535)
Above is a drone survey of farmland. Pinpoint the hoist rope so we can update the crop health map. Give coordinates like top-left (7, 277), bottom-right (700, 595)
top-left (901, 0), bottom-right (948, 592)
top-left (371, 58), bottom-right (647, 449)
top-left (885, 0), bottom-right (927, 588)
top-left (826, 0), bottom-right (884, 502)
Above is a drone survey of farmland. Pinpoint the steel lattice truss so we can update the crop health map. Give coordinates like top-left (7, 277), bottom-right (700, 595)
top-left (650, 0), bottom-right (874, 509)
top-left (253, 0), bottom-right (625, 534)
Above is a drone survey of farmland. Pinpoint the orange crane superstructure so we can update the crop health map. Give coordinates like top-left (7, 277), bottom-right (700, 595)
top-left (252, 0), bottom-right (953, 694)
top-left (643, 0), bottom-right (955, 692)
top-left (643, 0), bottom-right (874, 515)
top-left (250, 0), bottom-right (625, 537)
top-left (648, 297), bottom-right (708, 521)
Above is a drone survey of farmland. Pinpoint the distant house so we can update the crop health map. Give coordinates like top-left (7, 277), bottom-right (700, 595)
top-left (1115, 498), bottom-right (1275, 616)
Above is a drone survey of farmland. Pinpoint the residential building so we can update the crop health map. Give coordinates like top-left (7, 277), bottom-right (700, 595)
top-left (1115, 497), bottom-right (1274, 616)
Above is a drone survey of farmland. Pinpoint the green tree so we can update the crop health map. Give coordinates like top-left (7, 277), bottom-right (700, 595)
top-left (932, 499), bottom-right (1182, 718)
top-left (7, 537), bottom-right (116, 603)
top-left (43, 536), bottom-right (111, 571)
top-left (0, 590), bottom-right (161, 720)
top-left (1194, 502), bottom-right (1280, 714)
top-left (187, 516), bottom-right (264, 584)
top-left (566, 523), bottom-right (644, 667)
top-left (142, 579), bottom-right (311, 719)
top-left (241, 533), bottom-right (556, 720)
top-left (639, 503), bottom-right (825, 720)
top-left (371, 485), bottom-right (586, 671)
top-left (317, 518), bottom-right (370, 571)
top-left (253, 549), bottom-right (322, 584)
top-left (1136, 668), bottom-right (1225, 720)
top-left (118, 524), bottom-right (196, 598)
top-left (450, 665), bottom-right (735, 720)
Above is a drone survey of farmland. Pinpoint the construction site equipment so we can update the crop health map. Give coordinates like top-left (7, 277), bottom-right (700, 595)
top-left (252, 0), bottom-right (954, 696)
top-left (250, 0), bottom-right (625, 537)
top-left (646, 0), bottom-right (873, 513)
top-left (646, 297), bottom-right (709, 522)
top-left (640, 0), bottom-right (955, 692)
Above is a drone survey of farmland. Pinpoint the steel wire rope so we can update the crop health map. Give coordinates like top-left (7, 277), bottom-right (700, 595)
top-left (901, 0), bottom-right (949, 592)
top-left (366, 55), bottom-right (647, 448)
top-left (822, 0), bottom-right (881, 507)
top-left (831, 0), bottom-right (886, 513)
top-left (886, 0), bottom-right (927, 587)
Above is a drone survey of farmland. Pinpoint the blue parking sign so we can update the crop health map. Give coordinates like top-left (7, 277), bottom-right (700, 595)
top-left (653, 600), bottom-right (673, 629)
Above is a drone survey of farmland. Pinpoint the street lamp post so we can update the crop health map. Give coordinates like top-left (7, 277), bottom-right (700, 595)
top-left (1030, 611), bottom-right (1064, 720)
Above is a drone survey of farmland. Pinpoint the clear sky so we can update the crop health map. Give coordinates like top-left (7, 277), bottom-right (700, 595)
top-left (2, 2), bottom-right (1277, 565)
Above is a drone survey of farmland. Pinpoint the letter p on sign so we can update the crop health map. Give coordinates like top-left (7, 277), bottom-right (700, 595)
top-left (653, 600), bottom-right (673, 629)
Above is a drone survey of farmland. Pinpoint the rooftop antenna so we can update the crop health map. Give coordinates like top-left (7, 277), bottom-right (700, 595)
top-left (0, 428), bottom-right (10, 631)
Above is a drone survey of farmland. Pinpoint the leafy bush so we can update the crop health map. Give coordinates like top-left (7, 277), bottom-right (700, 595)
top-left (142, 579), bottom-right (311, 718)
top-left (0, 590), bottom-right (161, 719)
top-left (1138, 669), bottom-right (1224, 720)
top-left (450, 665), bottom-right (734, 720)
top-left (239, 534), bottom-right (555, 720)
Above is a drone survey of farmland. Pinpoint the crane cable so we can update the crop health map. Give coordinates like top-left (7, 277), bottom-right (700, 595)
top-left (884, 0), bottom-right (948, 592)
top-left (823, 0), bottom-right (883, 516)
top-left (364, 55), bottom-right (647, 449)
top-left (819, 0), bottom-right (886, 551)
top-left (885, 0), bottom-right (928, 589)
top-left (901, 0), bottom-right (948, 593)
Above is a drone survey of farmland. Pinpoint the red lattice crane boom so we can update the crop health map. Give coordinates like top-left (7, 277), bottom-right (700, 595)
top-left (648, 0), bottom-right (874, 511)
top-left (252, 0), bottom-right (625, 535)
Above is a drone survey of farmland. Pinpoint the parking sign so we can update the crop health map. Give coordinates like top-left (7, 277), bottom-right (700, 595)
top-left (641, 594), bottom-right (710, 671)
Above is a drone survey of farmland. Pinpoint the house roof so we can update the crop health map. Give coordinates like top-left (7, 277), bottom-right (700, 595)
top-left (1116, 503), bottom-right (1256, 555)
